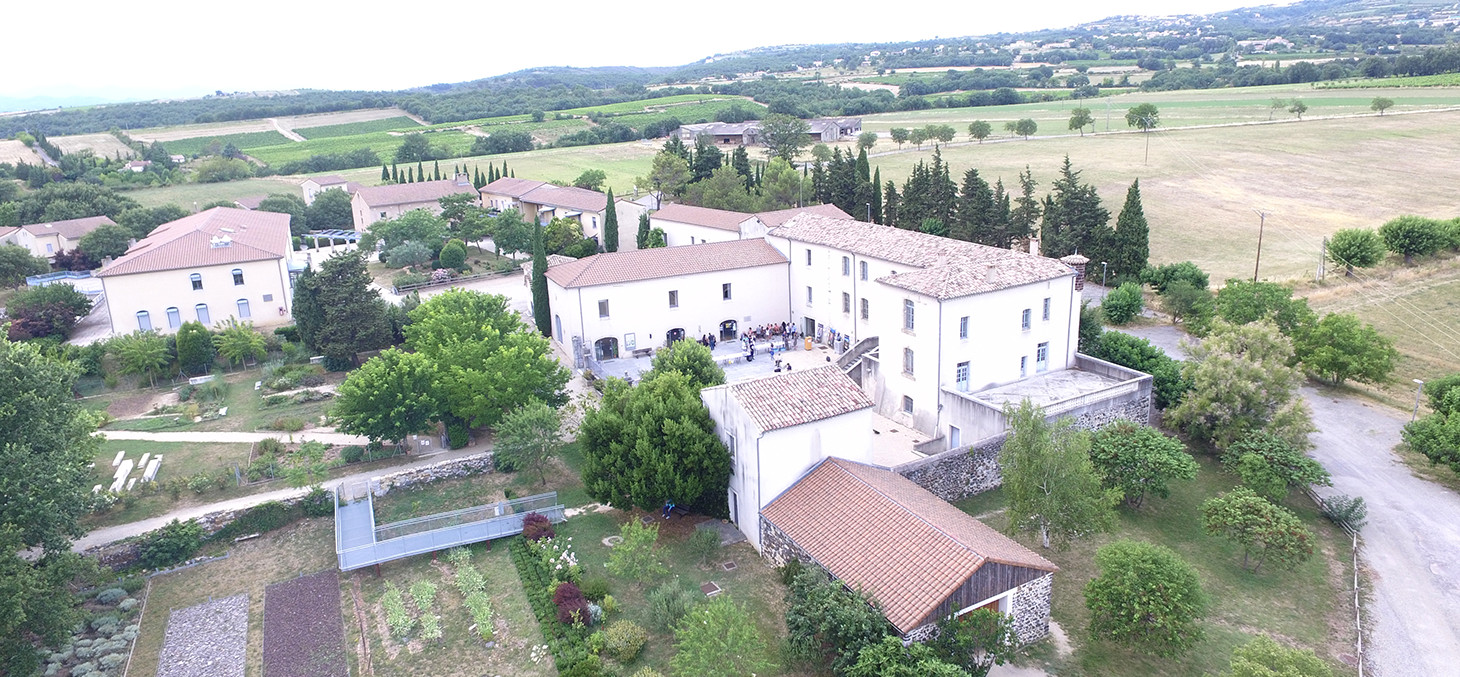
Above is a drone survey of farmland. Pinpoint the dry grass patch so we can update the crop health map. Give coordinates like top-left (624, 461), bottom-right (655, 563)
top-left (51, 133), bottom-right (135, 158)
top-left (0, 138), bottom-right (42, 164)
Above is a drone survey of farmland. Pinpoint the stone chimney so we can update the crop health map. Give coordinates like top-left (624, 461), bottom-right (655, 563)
top-left (1060, 253), bottom-right (1090, 291)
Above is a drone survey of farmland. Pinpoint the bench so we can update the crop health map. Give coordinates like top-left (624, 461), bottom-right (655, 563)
top-left (632, 348), bottom-right (653, 358)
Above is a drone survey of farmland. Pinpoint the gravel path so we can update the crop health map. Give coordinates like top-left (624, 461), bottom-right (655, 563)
top-left (157, 594), bottom-right (249, 677)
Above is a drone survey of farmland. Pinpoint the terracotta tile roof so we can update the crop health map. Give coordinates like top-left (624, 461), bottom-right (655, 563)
top-left (518, 253), bottom-right (578, 275)
top-left (480, 177), bottom-right (546, 199)
top-left (95, 208), bottom-right (291, 278)
top-left (20, 215), bottom-right (116, 241)
top-left (653, 203), bottom-right (751, 232)
top-left (771, 213), bottom-right (1073, 299)
top-left (233, 195), bottom-right (267, 210)
top-left (761, 457), bottom-right (1056, 634)
top-left (520, 184), bottom-right (608, 213)
top-left (354, 178), bottom-right (476, 208)
top-left (308, 175), bottom-right (348, 186)
top-left (545, 239), bottom-right (786, 289)
top-left (755, 203), bottom-right (852, 228)
top-left (0, 226), bottom-right (18, 240)
top-left (725, 366), bottom-right (872, 431)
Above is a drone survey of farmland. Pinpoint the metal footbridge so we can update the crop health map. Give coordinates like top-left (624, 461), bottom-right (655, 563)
top-left (334, 490), bottom-right (566, 571)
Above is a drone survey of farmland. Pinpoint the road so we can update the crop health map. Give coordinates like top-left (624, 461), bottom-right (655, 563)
top-left (1120, 324), bottom-right (1460, 676)
top-left (72, 445), bottom-right (487, 553)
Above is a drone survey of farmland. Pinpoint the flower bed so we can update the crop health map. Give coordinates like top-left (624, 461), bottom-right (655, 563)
top-left (262, 571), bottom-right (348, 677)
top-left (509, 536), bottom-right (595, 672)
top-left (157, 594), bottom-right (248, 677)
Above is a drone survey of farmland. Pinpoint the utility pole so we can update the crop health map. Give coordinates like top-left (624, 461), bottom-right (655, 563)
top-left (1413, 379), bottom-right (1426, 421)
top-left (1253, 210), bottom-right (1268, 282)
top-left (1318, 237), bottom-right (1328, 281)
top-left (1142, 116), bottom-right (1154, 164)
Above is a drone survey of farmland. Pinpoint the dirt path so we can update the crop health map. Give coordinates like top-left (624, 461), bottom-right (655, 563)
top-left (269, 118), bottom-right (306, 143)
top-left (99, 429), bottom-right (370, 446)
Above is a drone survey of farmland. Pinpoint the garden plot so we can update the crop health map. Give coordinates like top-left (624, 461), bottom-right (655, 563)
top-left (264, 571), bottom-right (349, 677)
top-left (157, 594), bottom-right (248, 677)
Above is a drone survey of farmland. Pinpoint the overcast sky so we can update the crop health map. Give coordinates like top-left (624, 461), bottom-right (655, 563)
top-left (11, 0), bottom-right (1279, 103)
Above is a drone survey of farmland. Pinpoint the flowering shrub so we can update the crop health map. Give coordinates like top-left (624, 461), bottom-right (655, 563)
top-left (523, 512), bottom-right (555, 541)
top-left (527, 533), bottom-right (582, 583)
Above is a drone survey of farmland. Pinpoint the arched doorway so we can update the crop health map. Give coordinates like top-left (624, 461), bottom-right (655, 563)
top-left (719, 320), bottom-right (738, 342)
top-left (594, 337), bottom-right (620, 360)
top-left (666, 328), bottom-right (685, 345)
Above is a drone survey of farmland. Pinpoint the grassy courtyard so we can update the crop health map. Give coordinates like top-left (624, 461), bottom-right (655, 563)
top-left (956, 455), bottom-right (1359, 677)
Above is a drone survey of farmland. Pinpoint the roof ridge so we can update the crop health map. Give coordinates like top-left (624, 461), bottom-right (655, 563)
top-left (829, 458), bottom-right (988, 563)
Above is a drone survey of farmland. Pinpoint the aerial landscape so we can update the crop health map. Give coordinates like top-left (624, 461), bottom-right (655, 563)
top-left (3, 0), bottom-right (1460, 676)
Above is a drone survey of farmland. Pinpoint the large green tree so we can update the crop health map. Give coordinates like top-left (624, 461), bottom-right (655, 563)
top-left (489, 209), bottom-right (532, 256)
top-left (1325, 228), bottom-right (1385, 277)
top-left (0, 244), bottom-right (50, 288)
top-left (1378, 214), bottom-right (1446, 264)
top-left (927, 609), bottom-right (1014, 677)
top-left (1088, 421), bottom-right (1199, 508)
top-left (110, 330), bottom-right (171, 387)
top-left (1167, 320), bottom-right (1314, 451)
top-left (784, 565), bottom-right (894, 674)
top-left (1068, 107), bottom-right (1094, 136)
top-left (292, 252), bottom-right (392, 369)
top-left (847, 636), bottom-right (970, 677)
top-left (642, 151), bottom-right (692, 198)
top-left (968, 120), bottom-right (992, 143)
top-left (174, 321), bottom-right (215, 375)
top-left (1221, 635), bottom-right (1334, 677)
top-left (1084, 540), bottom-right (1206, 656)
top-left (333, 347), bottom-right (440, 444)
top-left (1090, 331), bottom-right (1190, 409)
top-left (1039, 156), bottom-right (1110, 260)
top-left (1222, 432), bottom-right (1331, 502)
top-left (1294, 312), bottom-right (1397, 385)
top-left (405, 289), bottom-right (568, 429)
top-left (580, 371), bottom-right (731, 516)
top-left (530, 221), bottom-right (551, 337)
top-left (647, 339), bottom-right (725, 389)
top-left (492, 399), bottom-right (563, 485)
top-left (672, 595), bottom-right (777, 677)
top-left (1108, 180), bottom-right (1149, 280)
top-left (0, 334), bottom-right (101, 674)
top-left (257, 193), bottom-right (309, 236)
top-left (999, 401), bottom-right (1119, 548)
top-left (305, 188), bottom-right (355, 230)
top-left (77, 223), bottom-right (133, 261)
top-left (1125, 103), bottom-right (1160, 131)
top-left (213, 319), bottom-right (267, 370)
top-left (4, 284), bottom-right (93, 340)
top-left (759, 113), bottom-right (814, 162)
top-left (1200, 487), bottom-right (1315, 572)
top-left (1214, 280), bottom-right (1317, 339)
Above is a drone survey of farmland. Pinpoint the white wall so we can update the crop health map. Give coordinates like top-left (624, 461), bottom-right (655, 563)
top-left (652, 218), bottom-right (740, 247)
top-left (100, 257), bottom-right (293, 335)
top-left (302, 182), bottom-right (346, 206)
top-left (612, 200), bottom-right (647, 251)
top-left (702, 384), bottom-right (874, 550)
top-left (352, 199), bottom-right (448, 232)
top-left (547, 262), bottom-right (790, 358)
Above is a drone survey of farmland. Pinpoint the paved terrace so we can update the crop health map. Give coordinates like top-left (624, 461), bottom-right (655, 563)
top-left (970, 368), bottom-right (1126, 410)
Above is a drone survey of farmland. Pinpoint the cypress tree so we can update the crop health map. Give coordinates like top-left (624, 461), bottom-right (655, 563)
top-left (531, 221), bottom-right (552, 337)
top-left (1110, 179), bottom-right (1150, 279)
top-left (603, 188), bottom-right (619, 252)
top-left (1010, 167), bottom-right (1041, 245)
top-left (381, 164), bottom-right (390, 181)
top-left (416, 161), bottom-right (424, 182)
top-left (406, 167), bottom-right (414, 183)
top-left (870, 167), bottom-right (882, 224)
top-left (883, 180), bottom-right (901, 228)
top-left (956, 168), bottom-right (994, 244)
top-left (391, 163), bottom-right (399, 182)
top-left (433, 160), bottom-right (441, 181)
top-left (991, 179), bottom-right (1013, 248)
top-left (637, 212), bottom-right (650, 249)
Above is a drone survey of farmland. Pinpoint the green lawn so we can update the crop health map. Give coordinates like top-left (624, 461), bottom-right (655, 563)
top-left (956, 455), bottom-right (1357, 677)
top-left (83, 439), bottom-right (254, 527)
top-left (295, 116), bottom-right (423, 139)
top-left (245, 129), bottom-right (481, 166)
top-left (100, 370), bottom-right (338, 434)
top-left (164, 130), bottom-right (294, 156)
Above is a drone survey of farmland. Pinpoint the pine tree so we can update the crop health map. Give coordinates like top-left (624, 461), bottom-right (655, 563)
top-left (381, 164), bottom-right (390, 181)
top-left (637, 212), bottom-right (650, 249)
top-left (990, 179), bottom-right (1013, 248)
top-left (603, 188), bottom-right (619, 252)
top-left (1041, 156), bottom-right (1110, 258)
top-left (1010, 167), bottom-right (1041, 246)
top-left (731, 146), bottom-right (753, 190)
top-left (883, 180), bottom-right (901, 228)
top-left (955, 168), bottom-right (994, 243)
top-left (870, 167), bottom-right (883, 224)
top-left (1110, 180), bottom-right (1150, 279)
top-left (531, 221), bottom-right (551, 336)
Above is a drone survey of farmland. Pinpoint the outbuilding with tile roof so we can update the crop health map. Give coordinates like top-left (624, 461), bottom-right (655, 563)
top-left (7, 215), bottom-right (116, 260)
top-left (760, 457), bottom-right (1057, 644)
top-left (351, 175), bottom-right (476, 231)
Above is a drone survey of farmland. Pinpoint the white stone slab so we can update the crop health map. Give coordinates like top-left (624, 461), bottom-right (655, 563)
top-left (143, 458), bottom-right (162, 483)
top-left (126, 478), bottom-right (136, 491)
top-left (112, 459), bottom-right (134, 482)
top-left (93, 484), bottom-right (102, 494)
top-left (112, 450), bottom-right (126, 467)
top-left (139, 453), bottom-right (151, 470)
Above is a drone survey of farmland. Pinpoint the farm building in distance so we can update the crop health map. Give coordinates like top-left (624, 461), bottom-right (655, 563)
top-left (676, 117), bottom-right (863, 146)
top-left (351, 175), bottom-right (476, 231)
top-left (0, 215), bottom-right (115, 261)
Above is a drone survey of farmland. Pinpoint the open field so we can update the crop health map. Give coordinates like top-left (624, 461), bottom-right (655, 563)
top-left (1299, 254), bottom-right (1460, 406)
top-left (129, 107), bottom-right (420, 142)
top-left (123, 175), bottom-right (302, 207)
top-left (130, 518), bottom-right (338, 677)
top-left (1319, 73), bottom-right (1460, 88)
top-left (163, 130), bottom-right (293, 156)
top-left (245, 128), bottom-right (483, 167)
top-left (50, 132), bottom-right (135, 158)
top-left (959, 456), bottom-right (1358, 677)
top-left (0, 138), bottom-right (42, 163)
top-left (295, 116), bottom-right (421, 139)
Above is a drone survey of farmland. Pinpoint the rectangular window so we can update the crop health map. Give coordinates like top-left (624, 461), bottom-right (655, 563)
top-left (902, 396), bottom-right (914, 414)
top-left (136, 311), bottom-right (151, 332)
top-left (805, 249), bottom-right (812, 266)
top-left (262, 294), bottom-right (273, 302)
top-left (190, 273), bottom-right (203, 291)
top-left (860, 298), bottom-right (869, 320)
top-left (46, 243), bottom-right (54, 253)
top-left (949, 425), bottom-right (962, 448)
top-left (903, 299), bottom-right (915, 332)
top-left (842, 292), bottom-right (851, 313)
top-left (859, 261), bottom-right (868, 281)
top-left (668, 290), bottom-right (679, 308)
top-left (727, 434), bottom-right (737, 475)
top-left (959, 316), bottom-right (969, 339)
top-left (598, 300), bottom-right (609, 318)
top-left (232, 268), bottom-right (245, 286)
top-left (166, 307), bottom-right (181, 329)
top-left (1037, 342), bottom-right (1049, 372)
top-left (956, 361), bottom-right (970, 392)
top-left (1021, 308), bottom-right (1031, 330)
top-left (842, 256), bottom-right (850, 276)
top-left (1042, 297), bottom-right (1051, 321)
top-left (236, 299), bottom-right (251, 319)
top-left (195, 303), bottom-right (211, 326)
top-left (722, 283), bottom-right (732, 300)
top-left (806, 286), bottom-right (813, 305)
top-left (1020, 356), bottom-right (1028, 378)
top-left (902, 348), bottom-right (915, 376)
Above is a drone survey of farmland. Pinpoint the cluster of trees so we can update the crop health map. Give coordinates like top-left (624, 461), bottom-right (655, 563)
top-left (639, 135), bottom-right (807, 214)
top-left (332, 288), bottom-right (569, 447)
top-left (1403, 374), bottom-right (1460, 474)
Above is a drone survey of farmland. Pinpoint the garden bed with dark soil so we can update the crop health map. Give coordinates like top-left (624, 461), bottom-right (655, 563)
top-left (263, 570), bottom-right (349, 677)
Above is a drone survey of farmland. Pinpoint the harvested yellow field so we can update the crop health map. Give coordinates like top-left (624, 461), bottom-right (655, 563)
top-left (51, 133), bottom-right (135, 158)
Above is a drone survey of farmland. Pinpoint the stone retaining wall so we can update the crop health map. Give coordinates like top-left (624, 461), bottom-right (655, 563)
top-left (368, 452), bottom-right (495, 497)
top-left (1010, 573), bottom-right (1054, 645)
top-left (758, 516), bottom-right (814, 569)
top-left (894, 393), bottom-right (1151, 502)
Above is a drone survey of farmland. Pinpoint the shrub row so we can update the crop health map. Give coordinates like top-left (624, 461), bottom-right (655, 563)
top-left (508, 537), bottom-right (597, 674)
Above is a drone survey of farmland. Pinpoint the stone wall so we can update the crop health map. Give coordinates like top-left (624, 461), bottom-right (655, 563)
top-left (368, 452), bottom-right (495, 497)
top-left (1010, 573), bottom-right (1054, 645)
top-left (895, 390), bottom-right (1150, 502)
top-left (758, 516), bottom-right (815, 569)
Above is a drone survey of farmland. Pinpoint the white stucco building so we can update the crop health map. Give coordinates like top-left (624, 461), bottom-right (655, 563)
top-left (0, 215), bottom-right (115, 260)
top-left (700, 366), bottom-right (875, 547)
top-left (651, 203), bottom-right (851, 247)
top-left (300, 175), bottom-right (358, 205)
top-left (351, 176), bottom-right (477, 231)
top-left (94, 208), bottom-right (299, 334)
top-left (479, 177), bottom-right (611, 240)
top-left (542, 239), bottom-right (790, 361)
